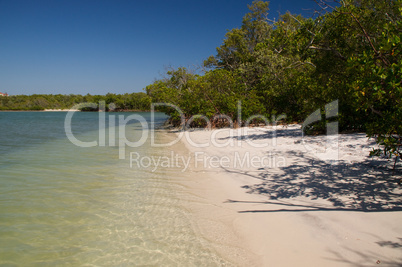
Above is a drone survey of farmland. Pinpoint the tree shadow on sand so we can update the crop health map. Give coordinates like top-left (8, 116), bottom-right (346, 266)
top-left (224, 150), bottom-right (402, 213)
top-left (218, 127), bottom-right (302, 141)
top-left (376, 238), bottom-right (402, 249)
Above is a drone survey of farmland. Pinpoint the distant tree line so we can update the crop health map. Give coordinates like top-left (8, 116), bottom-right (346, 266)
top-left (0, 92), bottom-right (151, 111)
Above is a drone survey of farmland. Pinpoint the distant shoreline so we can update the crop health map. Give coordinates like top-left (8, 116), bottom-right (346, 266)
top-left (0, 109), bottom-right (78, 112)
top-left (43, 109), bottom-right (80, 112)
top-left (0, 109), bottom-right (152, 112)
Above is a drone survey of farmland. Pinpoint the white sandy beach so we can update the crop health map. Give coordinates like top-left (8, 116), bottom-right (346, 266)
top-left (168, 125), bottom-right (402, 266)
top-left (43, 109), bottom-right (80, 112)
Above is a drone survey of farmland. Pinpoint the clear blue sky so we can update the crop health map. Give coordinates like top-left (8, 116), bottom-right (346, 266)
top-left (0, 0), bottom-right (319, 95)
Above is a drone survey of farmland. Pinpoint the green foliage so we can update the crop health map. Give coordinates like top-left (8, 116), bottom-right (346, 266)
top-left (347, 0), bottom-right (402, 166)
top-left (146, 67), bottom-right (265, 127)
top-left (145, 0), bottom-right (402, 169)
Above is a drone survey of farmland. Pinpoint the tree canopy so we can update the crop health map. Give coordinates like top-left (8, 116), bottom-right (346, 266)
top-left (146, 0), bottom-right (402, 165)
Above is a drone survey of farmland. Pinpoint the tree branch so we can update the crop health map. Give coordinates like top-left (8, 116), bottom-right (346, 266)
top-left (345, 9), bottom-right (390, 66)
top-left (308, 45), bottom-right (347, 60)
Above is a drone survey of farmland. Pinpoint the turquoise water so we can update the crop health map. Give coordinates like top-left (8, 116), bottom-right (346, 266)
top-left (0, 112), bottom-right (227, 266)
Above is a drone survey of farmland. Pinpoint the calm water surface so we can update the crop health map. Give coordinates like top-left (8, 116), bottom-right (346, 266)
top-left (0, 112), bottom-right (227, 266)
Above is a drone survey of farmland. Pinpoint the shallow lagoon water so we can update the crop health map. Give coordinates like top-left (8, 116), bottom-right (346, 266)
top-left (0, 112), bottom-right (228, 266)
